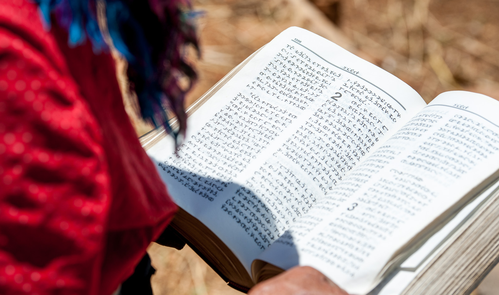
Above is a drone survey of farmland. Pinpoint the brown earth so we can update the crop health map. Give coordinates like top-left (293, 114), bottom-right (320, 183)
top-left (137, 1), bottom-right (499, 294)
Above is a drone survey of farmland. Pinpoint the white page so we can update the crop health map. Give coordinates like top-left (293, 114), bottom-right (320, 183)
top-left (256, 91), bottom-right (499, 294)
top-left (148, 27), bottom-right (426, 274)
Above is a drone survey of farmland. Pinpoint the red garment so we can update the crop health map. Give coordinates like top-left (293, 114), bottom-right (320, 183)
top-left (0, 0), bottom-right (177, 294)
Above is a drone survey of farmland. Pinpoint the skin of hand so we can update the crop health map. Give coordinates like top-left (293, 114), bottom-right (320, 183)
top-left (248, 266), bottom-right (350, 295)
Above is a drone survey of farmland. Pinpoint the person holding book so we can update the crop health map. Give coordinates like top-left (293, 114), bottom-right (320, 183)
top-left (0, 0), bottom-right (348, 294)
top-left (0, 0), bottom-right (191, 293)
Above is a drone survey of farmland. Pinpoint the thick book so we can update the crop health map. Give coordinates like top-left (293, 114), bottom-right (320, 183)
top-left (142, 27), bottom-right (499, 295)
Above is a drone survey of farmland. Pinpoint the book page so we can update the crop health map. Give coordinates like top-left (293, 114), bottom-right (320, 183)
top-left (255, 91), bottom-right (499, 294)
top-left (147, 27), bottom-right (425, 274)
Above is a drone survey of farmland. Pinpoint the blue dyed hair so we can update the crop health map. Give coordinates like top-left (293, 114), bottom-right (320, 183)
top-left (36, 0), bottom-right (199, 144)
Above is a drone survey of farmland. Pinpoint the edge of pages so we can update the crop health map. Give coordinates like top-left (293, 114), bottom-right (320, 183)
top-left (374, 180), bottom-right (499, 295)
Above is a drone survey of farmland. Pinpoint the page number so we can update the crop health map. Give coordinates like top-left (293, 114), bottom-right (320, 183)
top-left (331, 92), bottom-right (342, 101)
top-left (347, 203), bottom-right (358, 211)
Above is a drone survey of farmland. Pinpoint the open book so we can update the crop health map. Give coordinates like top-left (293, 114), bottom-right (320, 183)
top-left (143, 27), bottom-right (499, 294)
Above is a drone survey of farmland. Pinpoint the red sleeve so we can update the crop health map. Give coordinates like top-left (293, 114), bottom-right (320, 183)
top-left (0, 6), bottom-right (111, 295)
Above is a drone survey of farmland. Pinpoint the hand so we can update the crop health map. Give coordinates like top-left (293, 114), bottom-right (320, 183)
top-left (248, 266), bottom-right (349, 295)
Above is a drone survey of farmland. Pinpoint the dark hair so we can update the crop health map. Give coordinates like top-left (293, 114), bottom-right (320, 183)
top-left (36, 0), bottom-right (199, 144)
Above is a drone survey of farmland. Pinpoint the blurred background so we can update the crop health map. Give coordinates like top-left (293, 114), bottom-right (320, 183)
top-left (134, 0), bottom-right (499, 294)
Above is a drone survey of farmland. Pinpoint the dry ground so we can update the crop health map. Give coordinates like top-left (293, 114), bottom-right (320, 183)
top-left (129, 0), bottom-right (499, 294)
